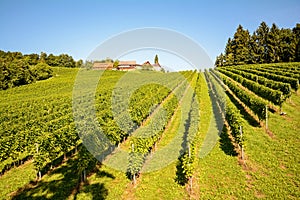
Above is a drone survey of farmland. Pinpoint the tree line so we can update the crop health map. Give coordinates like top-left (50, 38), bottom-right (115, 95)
top-left (0, 50), bottom-right (83, 90)
top-left (215, 22), bottom-right (300, 67)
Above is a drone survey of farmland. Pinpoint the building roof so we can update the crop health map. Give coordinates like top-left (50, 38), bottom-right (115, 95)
top-left (93, 62), bottom-right (113, 69)
top-left (119, 61), bottom-right (136, 65)
top-left (142, 61), bottom-right (152, 66)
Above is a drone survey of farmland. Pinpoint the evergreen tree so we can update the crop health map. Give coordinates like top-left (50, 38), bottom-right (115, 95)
top-left (215, 53), bottom-right (224, 67)
top-left (293, 23), bottom-right (300, 61)
top-left (113, 59), bottom-right (119, 68)
top-left (215, 22), bottom-right (300, 67)
top-left (154, 54), bottom-right (159, 64)
top-left (268, 23), bottom-right (281, 63)
top-left (224, 38), bottom-right (234, 65)
top-left (255, 22), bottom-right (270, 63)
top-left (231, 25), bottom-right (251, 64)
top-left (248, 32), bottom-right (259, 64)
top-left (279, 28), bottom-right (296, 62)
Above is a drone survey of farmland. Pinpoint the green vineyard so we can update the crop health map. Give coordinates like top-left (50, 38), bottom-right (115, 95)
top-left (0, 63), bottom-right (300, 199)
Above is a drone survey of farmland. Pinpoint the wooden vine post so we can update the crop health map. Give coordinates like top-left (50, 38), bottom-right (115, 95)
top-left (265, 105), bottom-right (268, 130)
top-left (188, 145), bottom-right (193, 194)
top-left (240, 126), bottom-right (244, 161)
top-left (35, 143), bottom-right (42, 180)
top-left (132, 143), bottom-right (136, 185)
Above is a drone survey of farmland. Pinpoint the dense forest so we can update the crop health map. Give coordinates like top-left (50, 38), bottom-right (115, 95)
top-left (215, 22), bottom-right (300, 66)
top-left (0, 50), bottom-right (82, 90)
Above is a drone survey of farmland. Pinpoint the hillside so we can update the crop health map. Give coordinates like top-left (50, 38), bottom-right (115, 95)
top-left (0, 65), bottom-right (299, 199)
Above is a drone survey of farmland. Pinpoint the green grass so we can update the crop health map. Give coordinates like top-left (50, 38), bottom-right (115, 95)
top-left (242, 92), bottom-right (300, 199)
top-left (0, 161), bottom-right (35, 200)
top-left (75, 164), bottom-right (130, 200)
top-left (132, 107), bottom-right (188, 200)
top-left (193, 73), bottom-right (251, 199)
top-left (10, 156), bottom-right (80, 199)
top-left (133, 164), bottom-right (187, 200)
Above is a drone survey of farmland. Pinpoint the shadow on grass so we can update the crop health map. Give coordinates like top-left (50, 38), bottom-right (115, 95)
top-left (74, 165), bottom-right (115, 200)
top-left (11, 158), bottom-right (80, 200)
top-left (219, 125), bottom-right (238, 156)
top-left (11, 157), bottom-right (114, 200)
top-left (207, 77), bottom-right (237, 156)
top-left (95, 170), bottom-right (115, 179)
top-left (205, 72), bottom-right (236, 157)
top-left (225, 91), bottom-right (260, 127)
top-left (175, 93), bottom-right (195, 186)
top-left (76, 183), bottom-right (108, 200)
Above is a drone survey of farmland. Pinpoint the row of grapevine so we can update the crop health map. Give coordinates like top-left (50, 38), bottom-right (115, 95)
top-left (37, 70), bottom-right (193, 179)
top-left (95, 71), bottom-right (192, 145)
top-left (221, 67), bottom-right (292, 98)
top-left (1, 69), bottom-right (176, 175)
top-left (228, 63), bottom-right (300, 71)
top-left (261, 64), bottom-right (300, 74)
top-left (127, 72), bottom-right (195, 182)
top-left (250, 67), bottom-right (300, 81)
top-left (211, 69), bottom-right (267, 120)
top-left (205, 71), bottom-right (244, 146)
top-left (235, 68), bottom-right (299, 90)
top-left (262, 66), bottom-right (300, 75)
top-left (129, 84), bottom-right (171, 125)
top-left (176, 72), bottom-right (201, 184)
top-left (73, 70), bottom-right (192, 172)
top-left (96, 84), bottom-right (172, 145)
top-left (217, 68), bottom-right (285, 106)
top-left (0, 70), bottom-right (77, 173)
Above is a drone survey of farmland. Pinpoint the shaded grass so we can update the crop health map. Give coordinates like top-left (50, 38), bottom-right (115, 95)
top-left (0, 161), bottom-right (35, 200)
top-left (219, 125), bottom-right (238, 156)
top-left (10, 157), bottom-right (81, 200)
top-left (75, 164), bottom-right (130, 200)
top-left (225, 90), bottom-right (260, 127)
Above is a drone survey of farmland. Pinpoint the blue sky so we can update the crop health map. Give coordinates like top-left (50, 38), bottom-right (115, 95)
top-left (0, 0), bottom-right (299, 69)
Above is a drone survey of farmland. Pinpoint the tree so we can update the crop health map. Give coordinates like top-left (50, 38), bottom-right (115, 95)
top-left (57, 54), bottom-right (76, 68)
top-left (293, 23), bottom-right (300, 61)
top-left (255, 22), bottom-right (270, 63)
top-left (224, 38), bottom-right (234, 66)
top-left (45, 53), bottom-right (76, 68)
top-left (154, 54), bottom-right (159, 64)
top-left (30, 62), bottom-right (53, 80)
top-left (76, 59), bottom-right (83, 68)
top-left (267, 23), bottom-right (281, 63)
top-left (9, 59), bottom-right (35, 87)
top-left (215, 53), bottom-right (225, 67)
top-left (24, 53), bottom-right (40, 65)
top-left (231, 25), bottom-right (251, 64)
top-left (40, 52), bottom-right (47, 63)
top-left (113, 60), bottom-right (119, 68)
top-left (46, 54), bottom-right (59, 66)
top-left (278, 28), bottom-right (296, 62)
top-left (0, 50), bottom-right (55, 90)
top-left (248, 32), bottom-right (260, 63)
top-left (215, 22), bottom-right (300, 66)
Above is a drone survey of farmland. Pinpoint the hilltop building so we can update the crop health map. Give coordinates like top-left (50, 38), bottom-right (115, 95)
top-left (92, 60), bottom-right (163, 71)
